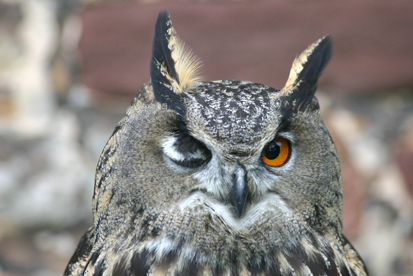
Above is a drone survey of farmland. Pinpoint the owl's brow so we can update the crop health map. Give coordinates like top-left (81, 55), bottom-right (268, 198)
top-left (277, 115), bottom-right (293, 134)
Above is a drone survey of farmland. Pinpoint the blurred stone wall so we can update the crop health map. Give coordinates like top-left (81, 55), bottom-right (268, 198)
top-left (0, 0), bottom-right (412, 275)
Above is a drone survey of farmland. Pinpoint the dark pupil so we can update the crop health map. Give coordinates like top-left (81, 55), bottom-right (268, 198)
top-left (265, 142), bottom-right (280, 160)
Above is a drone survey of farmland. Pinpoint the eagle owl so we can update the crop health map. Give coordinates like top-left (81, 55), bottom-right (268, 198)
top-left (65, 10), bottom-right (368, 276)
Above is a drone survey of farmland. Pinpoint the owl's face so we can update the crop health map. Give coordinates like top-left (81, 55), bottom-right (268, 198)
top-left (91, 10), bottom-right (340, 260)
top-left (168, 79), bottom-right (341, 225)
top-left (106, 81), bottom-right (341, 234)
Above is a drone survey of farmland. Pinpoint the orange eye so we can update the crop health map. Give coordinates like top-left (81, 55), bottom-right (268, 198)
top-left (261, 138), bottom-right (290, 167)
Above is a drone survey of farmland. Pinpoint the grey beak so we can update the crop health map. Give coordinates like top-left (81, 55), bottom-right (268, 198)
top-left (231, 166), bottom-right (248, 218)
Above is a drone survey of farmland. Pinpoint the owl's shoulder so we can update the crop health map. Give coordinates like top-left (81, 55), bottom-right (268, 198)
top-left (64, 227), bottom-right (94, 276)
top-left (341, 235), bottom-right (369, 276)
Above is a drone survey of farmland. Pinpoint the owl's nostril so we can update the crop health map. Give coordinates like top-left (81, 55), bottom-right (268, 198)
top-left (231, 166), bottom-right (249, 218)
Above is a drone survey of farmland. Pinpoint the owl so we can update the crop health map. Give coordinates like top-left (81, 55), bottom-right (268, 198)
top-left (65, 10), bottom-right (368, 276)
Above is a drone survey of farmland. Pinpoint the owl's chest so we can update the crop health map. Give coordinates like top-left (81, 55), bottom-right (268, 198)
top-left (125, 234), bottom-right (342, 276)
top-left (91, 197), bottom-right (352, 276)
top-left (127, 199), bottom-right (300, 272)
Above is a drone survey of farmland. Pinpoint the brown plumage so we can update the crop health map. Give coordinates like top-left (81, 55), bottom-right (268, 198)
top-left (65, 10), bottom-right (368, 276)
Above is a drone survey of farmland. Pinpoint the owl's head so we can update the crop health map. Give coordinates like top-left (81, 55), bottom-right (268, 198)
top-left (93, 10), bottom-right (341, 243)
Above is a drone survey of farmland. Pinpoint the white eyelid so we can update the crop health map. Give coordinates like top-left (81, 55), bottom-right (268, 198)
top-left (162, 136), bottom-right (185, 161)
top-left (162, 135), bottom-right (209, 163)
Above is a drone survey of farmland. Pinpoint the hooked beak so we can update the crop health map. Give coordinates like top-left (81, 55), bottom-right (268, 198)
top-left (230, 166), bottom-right (249, 218)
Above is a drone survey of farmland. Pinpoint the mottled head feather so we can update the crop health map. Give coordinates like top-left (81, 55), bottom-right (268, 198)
top-left (150, 10), bottom-right (202, 113)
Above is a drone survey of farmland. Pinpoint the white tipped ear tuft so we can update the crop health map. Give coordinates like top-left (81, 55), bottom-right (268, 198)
top-left (281, 36), bottom-right (332, 97)
top-left (150, 10), bottom-right (202, 114)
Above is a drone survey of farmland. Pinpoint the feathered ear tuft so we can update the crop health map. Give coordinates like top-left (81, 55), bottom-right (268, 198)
top-left (150, 10), bottom-right (202, 114)
top-left (279, 36), bottom-right (333, 112)
top-left (172, 38), bottom-right (202, 92)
